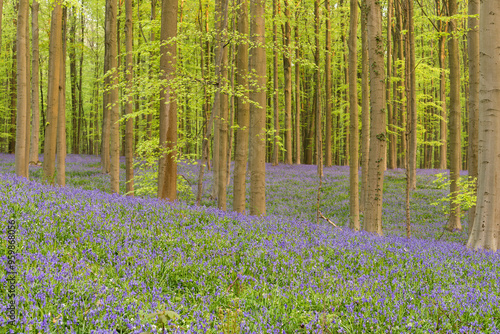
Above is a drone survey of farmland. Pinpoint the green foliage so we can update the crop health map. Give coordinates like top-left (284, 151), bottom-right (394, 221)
top-left (430, 173), bottom-right (477, 217)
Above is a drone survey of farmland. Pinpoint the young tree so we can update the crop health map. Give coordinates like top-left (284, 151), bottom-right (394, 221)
top-left (467, 0), bottom-right (500, 252)
top-left (447, 0), bottom-right (462, 231)
top-left (232, 0), bottom-right (249, 213)
top-left (467, 0), bottom-right (479, 234)
top-left (364, 0), bottom-right (386, 235)
top-left (360, 0), bottom-right (369, 212)
top-left (283, 0), bottom-right (292, 165)
top-left (348, 0), bottom-right (359, 230)
top-left (43, 1), bottom-right (63, 183)
top-left (272, 0), bottom-right (279, 166)
top-left (314, 0), bottom-right (322, 177)
top-left (157, 0), bottom-right (178, 200)
top-left (294, 5), bottom-right (301, 165)
top-left (15, 0), bottom-right (29, 178)
top-left (406, 0), bottom-right (417, 189)
top-left (124, 0), bottom-right (134, 195)
top-left (324, 0), bottom-right (332, 167)
top-left (29, 0), bottom-right (40, 164)
top-left (249, 0), bottom-right (266, 216)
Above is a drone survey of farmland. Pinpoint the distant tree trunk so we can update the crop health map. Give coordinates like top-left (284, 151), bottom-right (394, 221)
top-left (0, 0), bottom-right (3, 54)
top-left (387, 0), bottom-right (396, 170)
top-left (360, 0), bottom-right (369, 212)
top-left (314, 0), bottom-right (323, 177)
top-left (125, 0), bottom-right (134, 195)
top-left (101, 0), bottom-right (111, 174)
top-left (467, 0), bottom-right (500, 252)
top-left (324, 0), bottom-right (332, 167)
top-left (281, 1), bottom-right (292, 165)
top-left (364, 0), bottom-right (386, 235)
top-left (24, 0), bottom-right (31, 178)
top-left (348, 0), bottom-right (359, 230)
top-left (232, 0), bottom-right (249, 213)
top-left (43, 1), bottom-right (63, 183)
top-left (69, 8), bottom-right (78, 154)
top-left (15, 0), bottom-right (29, 178)
top-left (57, 8), bottom-right (67, 187)
top-left (447, 0), bottom-right (462, 231)
top-left (249, 0), bottom-right (266, 216)
top-left (294, 7), bottom-right (301, 165)
top-left (78, 7), bottom-right (84, 155)
top-left (438, 1), bottom-right (447, 169)
top-left (157, 0), bottom-right (178, 200)
top-left (407, 0), bottom-right (417, 190)
top-left (29, 0), bottom-right (40, 164)
top-left (108, 0), bottom-right (120, 194)
top-left (147, 0), bottom-right (156, 139)
top-left (467, 0), bottom-right (479, 234)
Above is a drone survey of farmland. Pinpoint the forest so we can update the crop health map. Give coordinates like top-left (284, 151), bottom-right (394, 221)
top-left (1, 0), bottom-right (500, 332)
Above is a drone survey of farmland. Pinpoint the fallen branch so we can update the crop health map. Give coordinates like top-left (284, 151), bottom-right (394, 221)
top-left (319, 211), bottom-right (341, 230)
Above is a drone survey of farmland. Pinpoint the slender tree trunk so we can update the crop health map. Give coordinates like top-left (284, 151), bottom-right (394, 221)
top-left (43, 1), bottom-right (63, 183)
top-left (157, 0), bottom-right (178, 200)
top-left (283, 1), bottom-right (292, 165)
top-left (348, 0), bottom-right (359, 230)
top-left (108, 0), bottom-right (120, 194)
top-left (15, 0), bottom-right (29, 178)
top-left (467, 0), bottom-right (500, 252)
top-left (467, 0), bottom-right (479, 234)
top-left (314, 0), bottom-right (323, 177)
top-left (69, 9), bottom-right (78, 154)
top-left (232, 0), bottom-right (249, 213)
top-left (295, 7), bottom-right (301, 165)
top-left (0, 0), bottom-right (3, 54)
top-left (407, 0), bottom-right (417, 189)
top-left (360, 0), bottom-right (369, 213)
top-left (218, 0), bottom-right (229, 210)
top-left (438, 1), bottom-right (447, 169)
top-left (364, 0), bottom-right (386, 235)
top-left (387, 0), bottom-right (396, 170)
top-left (57, 8), bottom-right (67, 187)
top-left (271, 0), bottom-right (279, 166)
top-left (78, 7), bottom-right (84, 154)
top-left (29, 0), bottom-right (40, 164)
top-left (125, 0), bottom-right (134, 195)
top-left (447, 0), bottom-right (462, 231)
top-left (324, 0), bottom-right (332, 167)
top-left (24, 0), bottom-right (31, 178)
top-left (249, 0), bottom-right (266, 216)
top-left (101, 0), bottom-right (111, 174)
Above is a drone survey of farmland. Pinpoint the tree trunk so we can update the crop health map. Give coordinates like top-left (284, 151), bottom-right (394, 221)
top-left (467, 0), bottom-right (479, 235)
top-left (314, 0), bottom-right (323, 177)
top-left (249, 0), bottom-right (266, 216)
top-left (157, 0), bottom-right (178, 200)
top-left (324, 0), bottom-right (332, 167)
top-left (407, 0), bottom-right (417, 190)
top-left (43, 1), bottom-right (63, 183)
top-left (0, 0), bottom-right (3, 54)
top-left (467, 0), bottom-right (500, 252)
top-left (348, 0), bottom-right (359, 230)
top-left (295, 7), bottom-right (301, 165)
top-left (24, 0), bottom-right (31, 178)
top-left (447, 0), bottom-right (462, 231)
top-left (364, 0), bottom-right (386, 235)
top-left (57, 8), bottom-right (67, 187)
top-left (281, 1), bottom-right (292, 165)
top-left (360, 0), bottom-right (369, 213)
top-left (9, 40), bottom-right (16, 155)
top-left (101, 0), bottom-right (111, 174)
top-left (69, 8), bottom-right (78, 154)
top-left (29, 0), bottom-right (40, 164)
top-left (271, 0), bottom-right (279, 166)
top-left (15, 0), bottom-right (29, 178)
top-left (438, 1), bottom-right (447, 170)
top-left (387, 0), bottom-right (396, 170)
top-left (108, 0), bottom-right (120, 194)
top-left (232, 0), bottom-right (249, 213)
top-left (125, 0), bottom-right (134, 196)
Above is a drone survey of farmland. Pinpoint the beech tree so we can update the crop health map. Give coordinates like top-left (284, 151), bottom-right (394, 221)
top-left (28, 0), bottom-right (40, 164)
top-left (467, 0), bottom-right (500, 252)
top-left (108, 0), bottom-right (119, 194)
top-left (364, 0), bottom-right (386, 235)
top-left (249, 0), bottom-right (266, 216)
top-left (124, 0), bottom-right (134, 195)
top-left (56, 8), bottom-right (67, 187)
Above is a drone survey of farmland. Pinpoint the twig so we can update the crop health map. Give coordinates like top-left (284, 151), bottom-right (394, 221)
top-left (319, 211), bottom-right (341, 230)
top-left (225, 276), bottom-right (239, 294)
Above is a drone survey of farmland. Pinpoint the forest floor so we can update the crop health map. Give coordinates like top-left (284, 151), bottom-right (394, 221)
top-left (0, 154), bottom-right (498, 333)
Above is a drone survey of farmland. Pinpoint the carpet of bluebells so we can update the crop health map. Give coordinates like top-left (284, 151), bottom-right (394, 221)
top-left (0, 153), bottom-right (499, 333)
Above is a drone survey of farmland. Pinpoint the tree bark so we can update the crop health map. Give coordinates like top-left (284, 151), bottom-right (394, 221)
top-left (360, 0), bottom-right (369, 213)
top-left (387, 0), bottom-right (396, 170)
top-left (157, 0), bottom-right (178, 200)
top-left (364, 0), bottom-right (386, 235)
top-left (467, 0), bottom-right (479, 234)
top-left (125, 0), bottom-right (134, 195)
top-left (467, 0), bottom-right (500, 252)
top-left (69, 8), bottom-right (78, 154)
top-left (324, 0), bottom-right (332, 167)
top-left (348, 0), bottom-right (359, 230)
top-left (407, 0), bottom-right (417, 190)
top-left (43, 1), bottom-right (63, 183)
top-left (438, 1), bottom-right (447, 170)
top-left (15, 0), bottom-right (29, 178)
top-left (249, 0), bottom-right (266, 216)
top-left (29, 0), bottom-right (40, 164)
top-left (57, 8), bottom-right (67, 187)
top-left (314, 0), bottom-right (322, 177)
top-left (232, 0), bottom-right (249, 213)
top-left (108, 0), bottom-right (120, 194)
top-left (447, 0), bottom-right (462, 231)
top-left (101, 0), bottom-right (111, 174)
top-left (283, 1), bottom-right (292, 165)
top-left (272, 0), bottom-right (279, 166)
top-left (295, 7), bottom-right (301, 165)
